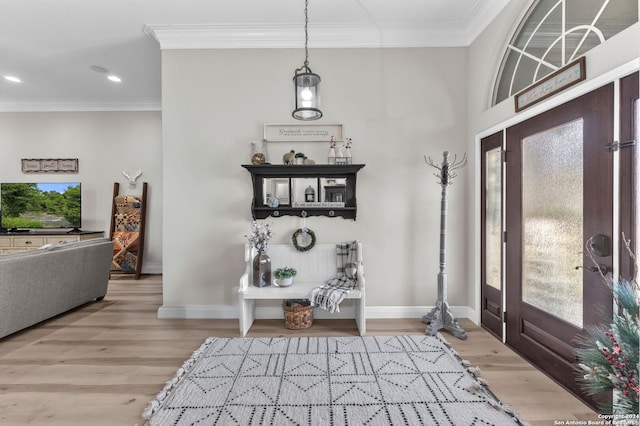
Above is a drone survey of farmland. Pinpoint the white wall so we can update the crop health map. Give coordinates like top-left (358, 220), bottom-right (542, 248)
top-left (2, 3), bottom-right (635, 322)
top-left (0, 111), bottom-right (163, 273)
top-left (160, 47), bottom-right (470, 317)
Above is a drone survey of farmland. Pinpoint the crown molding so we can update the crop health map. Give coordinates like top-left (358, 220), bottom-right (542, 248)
top-left (143, 0), bottom-right (511, 50)
top-left (464, 0), bottom-right (511, 44)
top-left (144, 23), bottom-right (474, 49)
top-left (0, 99), bottom-right (161, 112)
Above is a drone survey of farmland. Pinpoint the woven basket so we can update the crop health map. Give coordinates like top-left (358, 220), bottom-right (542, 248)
top-left (283, 300), bottom-right (313, 330)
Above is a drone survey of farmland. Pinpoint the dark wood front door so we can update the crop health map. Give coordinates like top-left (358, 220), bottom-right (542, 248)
top-left (504, 83), bottom-right (614, 407)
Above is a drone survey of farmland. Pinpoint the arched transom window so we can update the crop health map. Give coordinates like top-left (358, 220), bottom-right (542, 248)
top-left (492, 0), bottom-right (638, 106)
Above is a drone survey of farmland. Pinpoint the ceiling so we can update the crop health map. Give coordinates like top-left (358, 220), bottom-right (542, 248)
top-left (0, 0), bottom-right (510, 111)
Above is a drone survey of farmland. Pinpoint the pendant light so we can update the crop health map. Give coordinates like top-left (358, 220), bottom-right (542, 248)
top-left (292, 0), bottom-right (322, 120)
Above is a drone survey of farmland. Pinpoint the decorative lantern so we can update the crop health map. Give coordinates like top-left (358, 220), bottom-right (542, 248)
top-left (305, 185), bottom-right (316, 202)
top-left (292, 0), bottom-right (322, 121)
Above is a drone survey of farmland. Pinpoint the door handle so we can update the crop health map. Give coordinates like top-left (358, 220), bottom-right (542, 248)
top-left (575, 264), bottom-right (609, 274)
top-left (587, 234), bottom-right (611, 257)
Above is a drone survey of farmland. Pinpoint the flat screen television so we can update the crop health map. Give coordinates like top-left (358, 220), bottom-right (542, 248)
top-left (0, 182), bottom-right (81, 232)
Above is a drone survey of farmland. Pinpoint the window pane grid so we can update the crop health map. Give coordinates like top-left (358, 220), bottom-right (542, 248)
top-left (492, 0), bottom-right (637, 106)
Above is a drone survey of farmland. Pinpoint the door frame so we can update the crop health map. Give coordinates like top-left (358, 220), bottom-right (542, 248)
top-left (474, 59), bottom-right (639, 327)
top-left (480, 131), bottom-right (505, 339)
top-left (474, 60), bottom-right (638, 408)
top-left (619, 71), bottom-right (639, 278)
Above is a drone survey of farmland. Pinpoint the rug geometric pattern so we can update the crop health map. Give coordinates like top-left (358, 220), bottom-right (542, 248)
top-left (143, 335), bottom-right (527, 425)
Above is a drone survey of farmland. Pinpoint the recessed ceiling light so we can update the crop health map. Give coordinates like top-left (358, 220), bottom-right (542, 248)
top-left (107, 75), bottom-right (122, 83)
top-left (4, 75), bottom-right (21, 83)
top-left (90, 65), bottom-right (109, 73)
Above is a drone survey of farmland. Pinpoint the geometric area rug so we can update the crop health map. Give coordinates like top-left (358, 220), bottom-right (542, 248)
top-left (143, 335), bottom-right (528, 425)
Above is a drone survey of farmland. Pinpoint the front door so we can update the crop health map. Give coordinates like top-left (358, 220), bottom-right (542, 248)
top-left (504, 83), bottom-right (614, 406)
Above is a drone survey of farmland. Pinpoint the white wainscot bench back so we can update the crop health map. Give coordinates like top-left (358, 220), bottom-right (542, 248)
top-left (238, 241), bottom-right (365, 336)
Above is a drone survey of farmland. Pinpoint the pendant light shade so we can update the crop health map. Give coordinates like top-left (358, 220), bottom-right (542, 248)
top-left (292, 0), bottom-right (322, 121)
top-left (293, 68), bottom-right (321, 120)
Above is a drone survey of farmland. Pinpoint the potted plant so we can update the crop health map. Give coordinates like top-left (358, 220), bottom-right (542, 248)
top-left (274, 266), bottom-right (297, 287)
top-left (294, 152), bottom-right (306, 164)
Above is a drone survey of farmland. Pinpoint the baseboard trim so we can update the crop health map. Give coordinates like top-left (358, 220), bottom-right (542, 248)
top-left (367, 305), bottom-right (475, 320)
top-left (157, 304), bottom-right (237, 319)
top-left (157, 304), bottom-right (477, 324)
top-left (141, 262), bottom-right (162, 275)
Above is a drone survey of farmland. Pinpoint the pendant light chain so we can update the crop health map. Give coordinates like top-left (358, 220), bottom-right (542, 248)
top-left (303, 0), bottom-right (309, 69)
top-left (292, 0), bottom-right (322, 120)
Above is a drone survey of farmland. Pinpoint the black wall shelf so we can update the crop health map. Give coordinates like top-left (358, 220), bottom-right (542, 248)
top-left (242, 164), bottom-right (365, 220)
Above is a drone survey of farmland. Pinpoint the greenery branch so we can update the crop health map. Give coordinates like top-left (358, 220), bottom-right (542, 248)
top-left (576, 233), bottom-right (639, 414)
top-left (275, 267), bottom-right (297, 279)
top-left (245, 221), bottom-right (272, 253)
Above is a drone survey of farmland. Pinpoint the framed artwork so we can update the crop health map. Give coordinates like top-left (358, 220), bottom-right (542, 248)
top-left (21, 159), bottom-right (41, 172)
top-left (264, 123), bottom-right (343, 142)
top-left (58, 159), bottom-right (78, 171)
top-left (515, 57), bottom-right (586, 112)
top-left (21, 158), bottom-right (78, 173)
top-left (41, 160), bottom-right (59, 171)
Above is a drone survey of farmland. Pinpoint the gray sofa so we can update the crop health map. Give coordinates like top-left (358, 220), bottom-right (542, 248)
top-left (0, 238), bottom-right (114, 339)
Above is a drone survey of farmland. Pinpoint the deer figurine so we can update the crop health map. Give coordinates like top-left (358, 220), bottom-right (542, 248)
top-left (122, 170), bottom-right (142, 188)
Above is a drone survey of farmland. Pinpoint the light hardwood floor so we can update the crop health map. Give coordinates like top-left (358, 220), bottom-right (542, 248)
top-left (0, 275), bottom-right (600, 425)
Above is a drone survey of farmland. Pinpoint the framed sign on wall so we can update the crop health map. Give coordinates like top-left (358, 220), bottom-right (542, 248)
top-left (514, 57), bottom-right (586, 112)
top-left (264, 123), bottom-right (343, 142)
top-left (21, 158), bottom-right (78, 173)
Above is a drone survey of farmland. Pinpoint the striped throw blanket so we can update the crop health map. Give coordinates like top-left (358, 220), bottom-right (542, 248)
top-left (310, 241), bottom-right (358, 313)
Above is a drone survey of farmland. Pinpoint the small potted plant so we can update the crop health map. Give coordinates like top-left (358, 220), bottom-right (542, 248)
top-left (274, 266), bottom-right (297, 287)
top-left (294, 152), bottom-right (306, 164)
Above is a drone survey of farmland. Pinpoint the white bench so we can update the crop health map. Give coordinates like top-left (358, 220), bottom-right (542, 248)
top-left (238, 241), bottom-right (365, 337)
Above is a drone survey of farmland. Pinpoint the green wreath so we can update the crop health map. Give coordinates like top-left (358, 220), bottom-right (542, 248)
top-left (292, 228), bottom-right (316, 252)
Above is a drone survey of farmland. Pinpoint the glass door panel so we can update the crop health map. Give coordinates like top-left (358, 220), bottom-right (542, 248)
top-left (521, 119), bottom-right (584, 327)
top-left (485, 147), bottom-right (502, 290)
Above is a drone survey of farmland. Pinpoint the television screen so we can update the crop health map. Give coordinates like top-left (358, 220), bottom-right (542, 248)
top-left (0, 182), bottom-right (81, 230)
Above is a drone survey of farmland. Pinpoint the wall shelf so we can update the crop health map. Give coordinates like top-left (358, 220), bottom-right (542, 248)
top-left (242, 164), bottom-right (365, 220)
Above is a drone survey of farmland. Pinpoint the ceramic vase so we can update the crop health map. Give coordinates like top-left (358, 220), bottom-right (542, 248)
top-left (328, 147), bottom-right (336, 164)
top-left (252, 251), bottom-right (272, 287)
